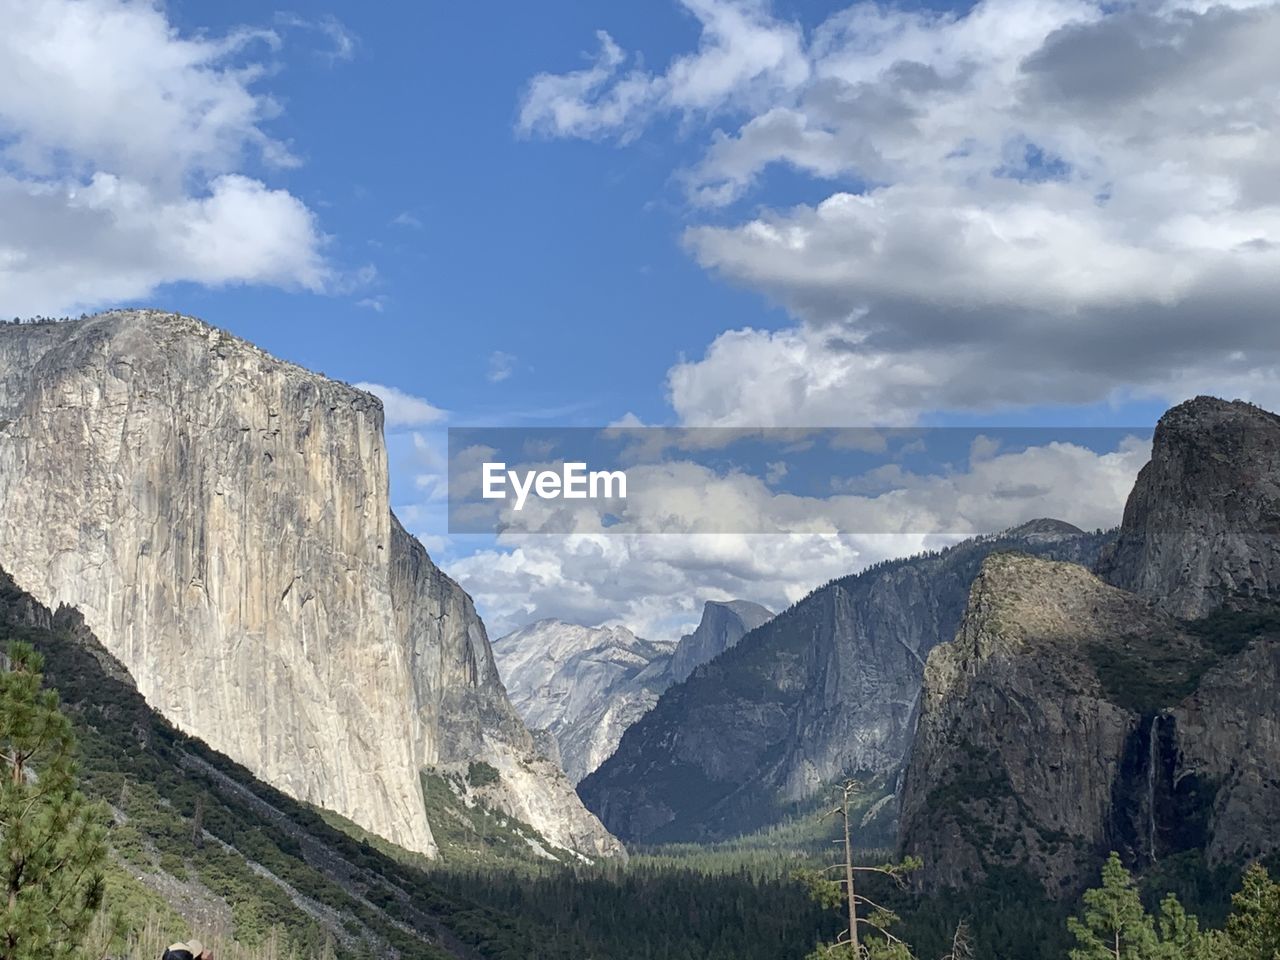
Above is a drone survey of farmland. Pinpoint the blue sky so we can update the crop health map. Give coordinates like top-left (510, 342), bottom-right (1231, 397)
top-left (153, 0), bottom-right (806, 428)
top-left (3, 0), bottom-right (1277, 636)
top-left (127, 0), bottom-right (1170, 431)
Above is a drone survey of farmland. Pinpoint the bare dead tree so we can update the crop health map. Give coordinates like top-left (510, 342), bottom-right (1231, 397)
top-left (191, 794), bottom-right (205, 848)
top-left (810, 778), bottom-right (921, 957)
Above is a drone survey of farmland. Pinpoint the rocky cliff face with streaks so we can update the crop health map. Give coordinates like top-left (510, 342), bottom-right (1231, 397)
top-left (0, 311), bottom-right (618, 860)
top-left (494, 621), bottom-right (677, 785)
top-left (667, 600), bottom-right (773, 685)
top-left (1097, 397), bottom-right (1280, 617)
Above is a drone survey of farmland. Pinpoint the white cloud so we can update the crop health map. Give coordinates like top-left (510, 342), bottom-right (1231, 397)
top-left (443, 435), bottom-right (1147, 636)
top-left (391, 211), bottom-right (423, 229)
top-left (276, 12), bottom-right (357, 64)
top-left (451, 532), bottom-right (881, 639)
top-left (487, 350), bottom-right (518, 383)
top-left (0, 0), bottom-right (330, 316)
top-left (354, 382), bottom-right (446, 428)
top-left (667, 325), bottom-right (934, 427)
top-left (518, 1), bottom-right (810, 139)
top-left (525, 0), bottom-right (1280, 425)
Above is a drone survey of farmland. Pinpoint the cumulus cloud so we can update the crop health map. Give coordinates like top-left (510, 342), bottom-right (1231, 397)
top-left (0, 0), bottom-right (330, 316)
top-left (354, 382), bottom-right (446, 428)
top-left (444, 435), bottom-right (1147, 636)
top-left (525, 0), bottom-right (1280, 425)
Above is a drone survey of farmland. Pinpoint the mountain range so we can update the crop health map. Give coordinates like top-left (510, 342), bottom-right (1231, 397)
top-left (493, 599), bottom-right (772, 783)
top-left (578, 519), bottom-right (1113, 844)
top-left (5, 309), bottom-right (1280, 953)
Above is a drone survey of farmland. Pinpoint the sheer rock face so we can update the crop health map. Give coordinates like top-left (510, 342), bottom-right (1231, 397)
top-left (494, 600), bottom-right (772, 785)
top-left (900, 555), bottom-right (1168, 897)
top-left (1168, 638), bottom-right (1280, 866)
top-left (900, 552), bottom-right (1280, 897)
top-left (1098, 396), bottom-right (1280, 617)
top-left (579, 523), bottom-right (1111, 844)
top-left (667, 600), bottom-right (773, 685)
top-left (0, 311), bottom-right (618, 859)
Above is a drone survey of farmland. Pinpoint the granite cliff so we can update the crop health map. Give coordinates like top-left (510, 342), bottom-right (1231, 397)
top-left (667, 600), bottom-right (773, 685)
top-left (900, 397), bottom-right (1280, 896)
top-left (579, 521), bottom-right (1111, 844)
top-left (494, 600), bottom-right (771, 784)
top-left (1098, 397), bottom-right (1280, 616)
top-left (0, 311), bottom-right (618, 860)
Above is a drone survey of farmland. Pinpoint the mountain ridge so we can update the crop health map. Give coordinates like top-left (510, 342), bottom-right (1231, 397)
top-left (579, 520), bottom-right (1112, 844)
top-left (900, 396), bottom-right (1280, 896)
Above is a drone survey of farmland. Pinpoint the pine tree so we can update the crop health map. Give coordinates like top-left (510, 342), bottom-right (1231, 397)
top-left (1067, 853), bottom-right (1160, 960)
top-left (1154, 894), bottom-right (1213, 959)
top-left (1221, 863), bottom-right (1280, 960)
top-left (0, 642), bottom-right (107, 960)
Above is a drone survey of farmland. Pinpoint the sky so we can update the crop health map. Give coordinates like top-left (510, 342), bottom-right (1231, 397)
top-left (2, 0), bottom-right (1278, 638)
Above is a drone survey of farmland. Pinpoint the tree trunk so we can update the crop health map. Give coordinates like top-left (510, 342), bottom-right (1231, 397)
top-left (844, 784), bottom-right (859, 958)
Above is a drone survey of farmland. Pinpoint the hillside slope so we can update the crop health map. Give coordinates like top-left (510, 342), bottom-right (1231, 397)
top-left (1, 563), bottom-right (836, 960)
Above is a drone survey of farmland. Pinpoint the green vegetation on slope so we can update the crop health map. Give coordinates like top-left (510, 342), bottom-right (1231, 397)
top-left (0, 568), bottom-right (841, 960)
top-left (6, 562), bottom-right (1276, 960)
top-left (1089, 601), bottom-right (1280, 714)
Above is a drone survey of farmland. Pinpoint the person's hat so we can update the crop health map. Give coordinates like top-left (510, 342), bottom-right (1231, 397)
top-left (166, 941), bottom-right (205, 958)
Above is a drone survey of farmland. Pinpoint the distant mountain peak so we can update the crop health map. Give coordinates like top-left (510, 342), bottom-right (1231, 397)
top-left (494, 600), bottom-right (773, 785)
top-left (1002, 518), bottom-right (1086, 539)
top-left (667, 599), bottom-right (774, 685)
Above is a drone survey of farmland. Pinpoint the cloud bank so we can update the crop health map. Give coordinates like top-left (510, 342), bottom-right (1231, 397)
top-left (523, 0), bottom-right (1280, 425)
top-left (444, 434), bottom-right (1147, 636)
top-left (0, 0), bottom-right (330, 316)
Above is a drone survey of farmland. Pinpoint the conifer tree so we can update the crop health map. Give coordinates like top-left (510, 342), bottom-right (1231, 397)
top-left (0, 642), bottom-right (107, 960)
top-left (1221, 863), bottom-right (1280, 960)
top-left (1154, 894), bottom-right (1213, 959)
top-left (1068, 853), bottom-right (1217, 960)
top-left (1068, 853), bottom-right (1160, 960)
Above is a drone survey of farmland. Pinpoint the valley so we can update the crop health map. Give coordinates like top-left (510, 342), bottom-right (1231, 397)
top-left (2, 315), bottom-right (1278, 960)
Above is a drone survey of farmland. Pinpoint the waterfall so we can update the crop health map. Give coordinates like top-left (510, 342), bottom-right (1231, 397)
top-left (1147, 714), bottom-right (1160, 863)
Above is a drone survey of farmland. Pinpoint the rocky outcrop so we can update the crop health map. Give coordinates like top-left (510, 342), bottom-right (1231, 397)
top-left (1097, 397), bottom-right (1280, 617)
top-left (900, 551), bottom-right (1280, 896)
top-left (1166, 631), bottom-right (1280, 866)
top-left (901, 397), bottom-right (1280, 896)
top-left (899, 554), bottom-right (1172, 896)
top-left (579, 522), bottom-right (1112, 844)
top-left (0, 311), bottom-right (618, 859)
top-left (667, 600), bottom-right (773, 685)
top-left (494, 599), bottom-right (772, 785)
